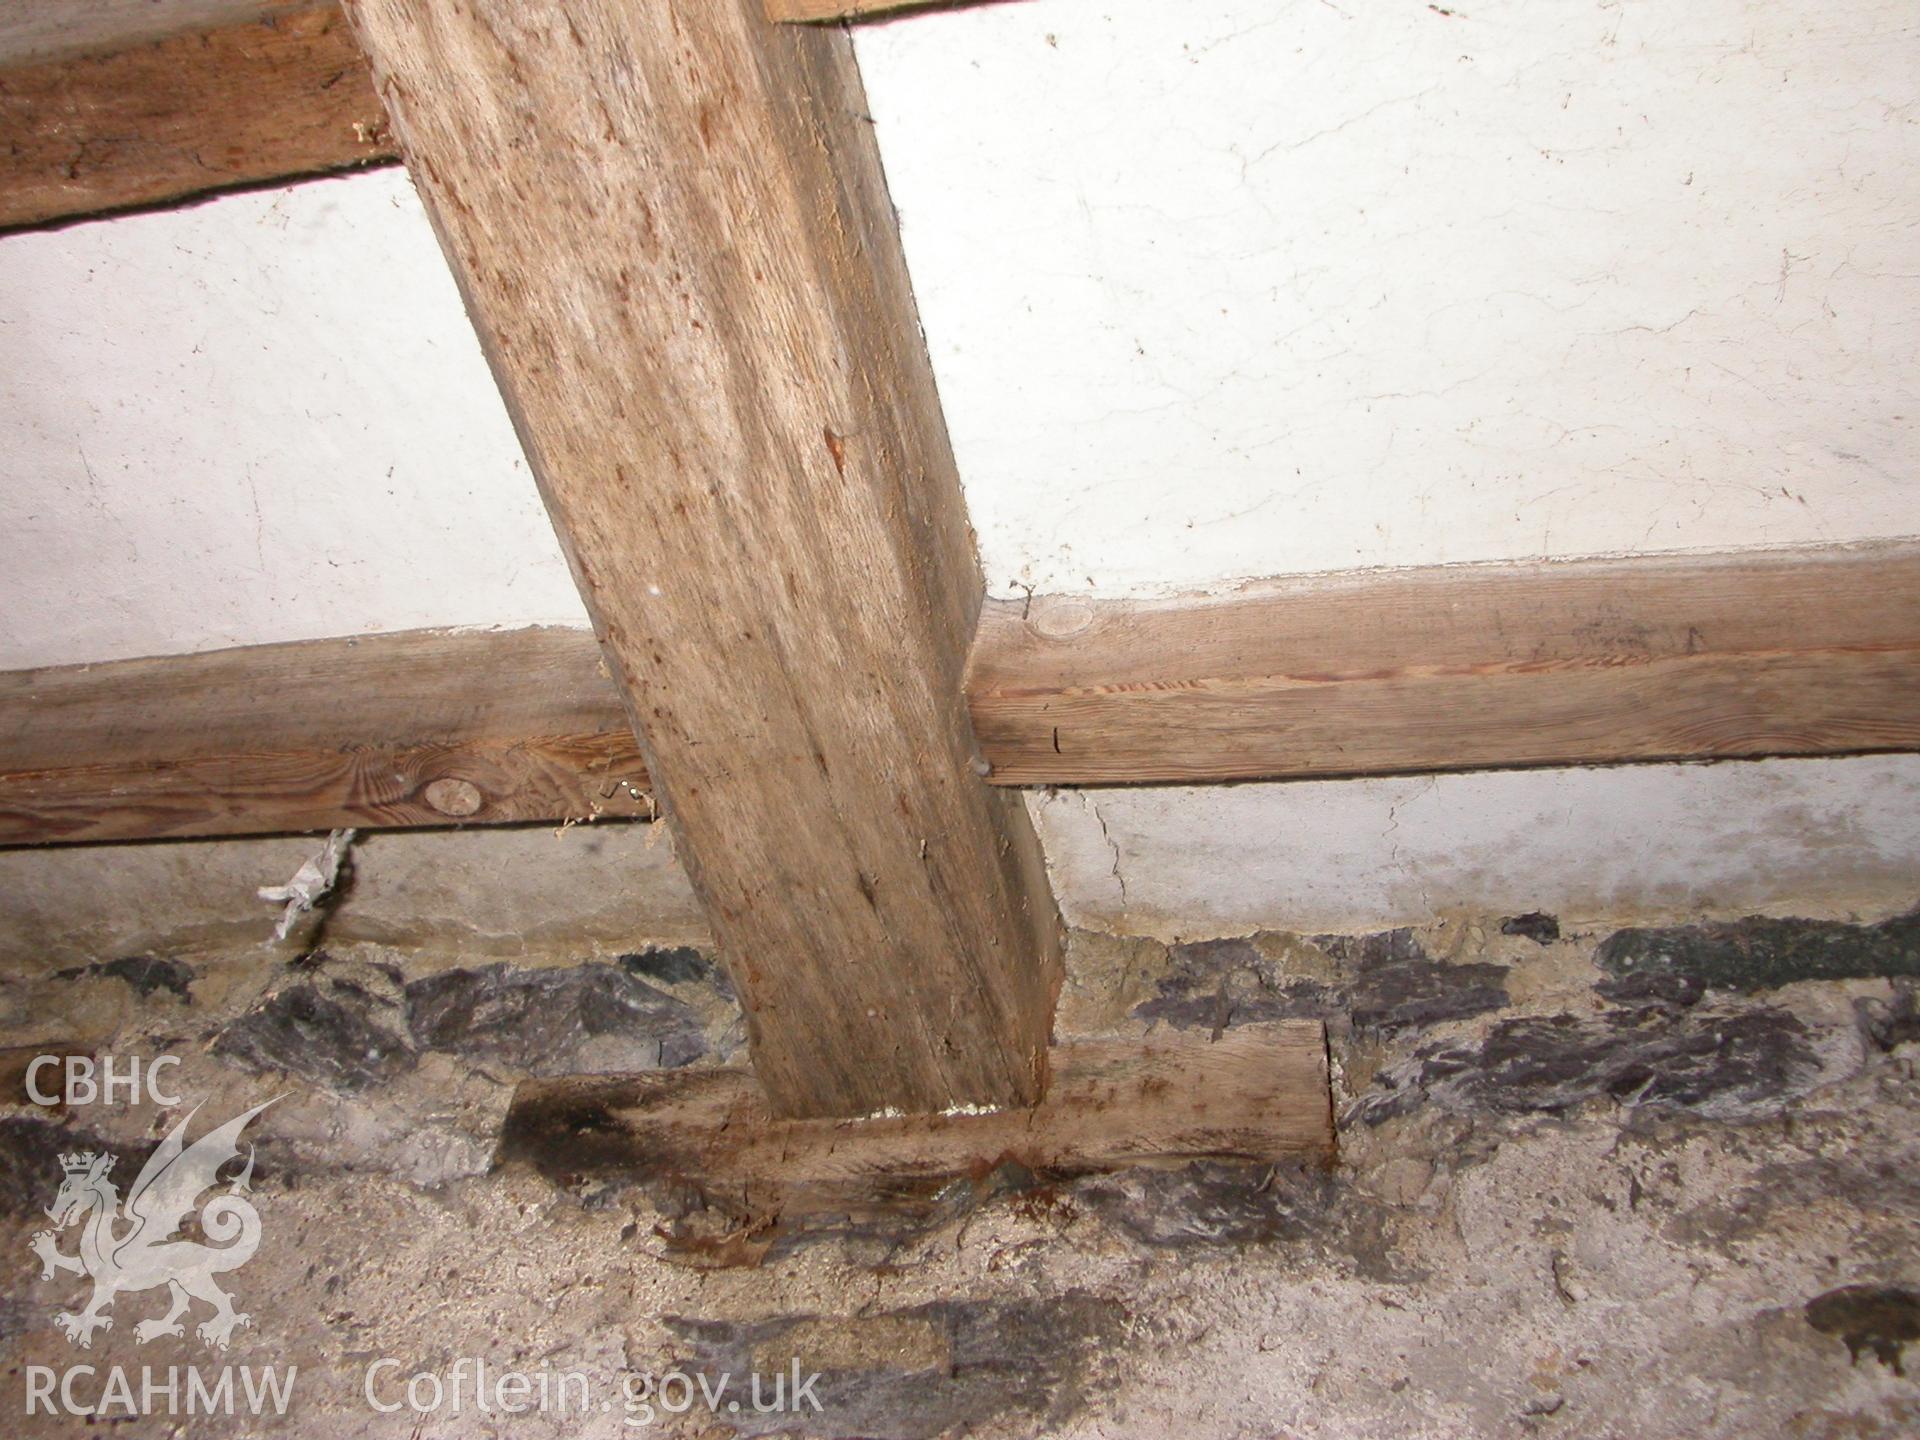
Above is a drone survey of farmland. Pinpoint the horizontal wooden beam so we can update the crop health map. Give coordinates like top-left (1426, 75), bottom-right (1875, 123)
top-left (498, 1021), bottom-right (1333, 1217)
top-left (967, 542), bottom-right (1920, 785)
top-left (7, 542), bottom-right (1917, 845)
top-left (0, 628), bottom-right (647, 844)
top-left (0, 2), bottom-right (396, 232)
top-left (0, 0), bottom-right (982, 235)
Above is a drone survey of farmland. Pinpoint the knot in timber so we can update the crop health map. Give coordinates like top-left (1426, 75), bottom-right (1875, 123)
top-left (423, 777), bottom-right (485, 818)
top-left (1028, 598), bottom-right (1096, 641)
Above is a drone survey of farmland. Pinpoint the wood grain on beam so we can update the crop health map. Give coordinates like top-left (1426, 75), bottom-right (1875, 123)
top-left (500, 1021), bottom-right (1333, 1217)
top-left (0, 628), bottom-right (648, 845)
top-left (968, 542), bottom-right (1920, 785)
top-left (11, 540), bottom-right (1914, 846)
top-left (342, 0), bottom-right (1063, 1120)
top-left (0, 2), bottom-right (395, 232)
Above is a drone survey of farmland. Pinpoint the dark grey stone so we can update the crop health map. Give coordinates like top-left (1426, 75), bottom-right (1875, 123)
top-left (1354, 1006), bottom-right (1823, 1124)
top-left (1857, 980), bottom-right (1920, 1052)
top-left (1596, 968), bottom-right (1708, 1010)
top-left (619, 945), bottom-right (728, 994)
top-left (1805, 1284), bottom-right (1920, 1375)
top-left (1316, 929), bottom-right (1511, 1033)
top-left (0, 1116), bottom-right (157, 1218)
top-left (406, 962), bottom-right (706, 1075)
top-left (667, 1293), bottom-right (1125, 1439)
top-left (1501, 912), bottom-right (1562, 945)
top-left (1137, 930), bottom-right (1507, 1035)
top-left (1133, 936), bottom-right (1341, 1031)
top-left (53, 955), bottom-right (195, 1001)
top-left (1596, 910), bottom-right (1920, 996)
top-left (213, 970), bottom-right (416, 1092)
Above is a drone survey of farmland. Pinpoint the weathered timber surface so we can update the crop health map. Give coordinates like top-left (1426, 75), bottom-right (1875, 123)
top-left (498, 1020), bottom-right (1334, 1214)
top-left (342, 0), bottom-right (1062, 1116)
top-left (0, 627), bottom-right (649, 843)
top-left (0, 3), bottom-right (396, 231)
top-left (968, 542), bottom-right (1920, 785)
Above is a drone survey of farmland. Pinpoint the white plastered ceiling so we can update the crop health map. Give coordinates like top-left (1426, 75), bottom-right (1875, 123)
top-left (0, 0), bottom-right (1915, 935)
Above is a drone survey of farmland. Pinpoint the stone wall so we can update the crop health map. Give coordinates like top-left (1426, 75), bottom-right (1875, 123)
top-left (1, 839), bottom-right (1915, 1436)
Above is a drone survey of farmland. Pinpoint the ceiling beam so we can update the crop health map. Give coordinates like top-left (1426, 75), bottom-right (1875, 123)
top-left (339, 0), bottom-right (1063, 1120)
top-left (0, 0), bottom-right (993, 232)
top-left (968, 541), bottom-right (1920, 785)
top-left (0, 628), bottom-right (648, 844)
top-left (0, 2), bottom-right (396, 232)
top-left (6, 542), bottom-right (1916, 845)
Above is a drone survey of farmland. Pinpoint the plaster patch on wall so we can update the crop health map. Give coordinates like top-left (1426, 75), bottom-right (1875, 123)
top-left (1029, 754), bottom-right (1920, 939)
top-left (0, 169), bottom-right (589, 670)
top-left (857, 0), bottom-right (1920, 597)
top-left (0, 823), bottom-right (708, 970)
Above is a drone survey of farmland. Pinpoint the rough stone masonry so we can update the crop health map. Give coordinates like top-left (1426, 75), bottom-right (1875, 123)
top-left (1, 842), bottom-right (1917, 1436)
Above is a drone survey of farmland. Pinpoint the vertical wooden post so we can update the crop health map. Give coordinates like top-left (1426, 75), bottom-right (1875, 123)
top-left (341, 0), bottom-right (1062, 1117)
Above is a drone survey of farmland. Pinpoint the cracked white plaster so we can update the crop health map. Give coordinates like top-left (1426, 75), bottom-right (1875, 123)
top-left (0, 170), bottom-right (587, 670)
top-left (1027, 755), bottom-right (1920, 940)
top-left (856, 0), bottom-right (1920, 598)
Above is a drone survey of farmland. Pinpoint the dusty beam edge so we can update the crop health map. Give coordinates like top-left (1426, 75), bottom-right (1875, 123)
top-left (967, 540), bottom-right (1920, 786)
top-left (0, 627), bottom-right (649, 845)
top-left (763, 1), bottom-right (1003, 24)
top-left (0, 2), bottom-right (397, 233)
top-left (498, 1021), bottom-right (1334, 1219)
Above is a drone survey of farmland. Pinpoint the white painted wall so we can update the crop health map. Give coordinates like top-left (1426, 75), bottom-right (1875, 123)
top-left (0, 170), bottom-right (586, 671)
top-left (6, 0), bottom-right (1916, 660)
top-left (857, 0), bottom-right (1920, 597)
top-left (0, 1), bottom-right (1915, 936)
